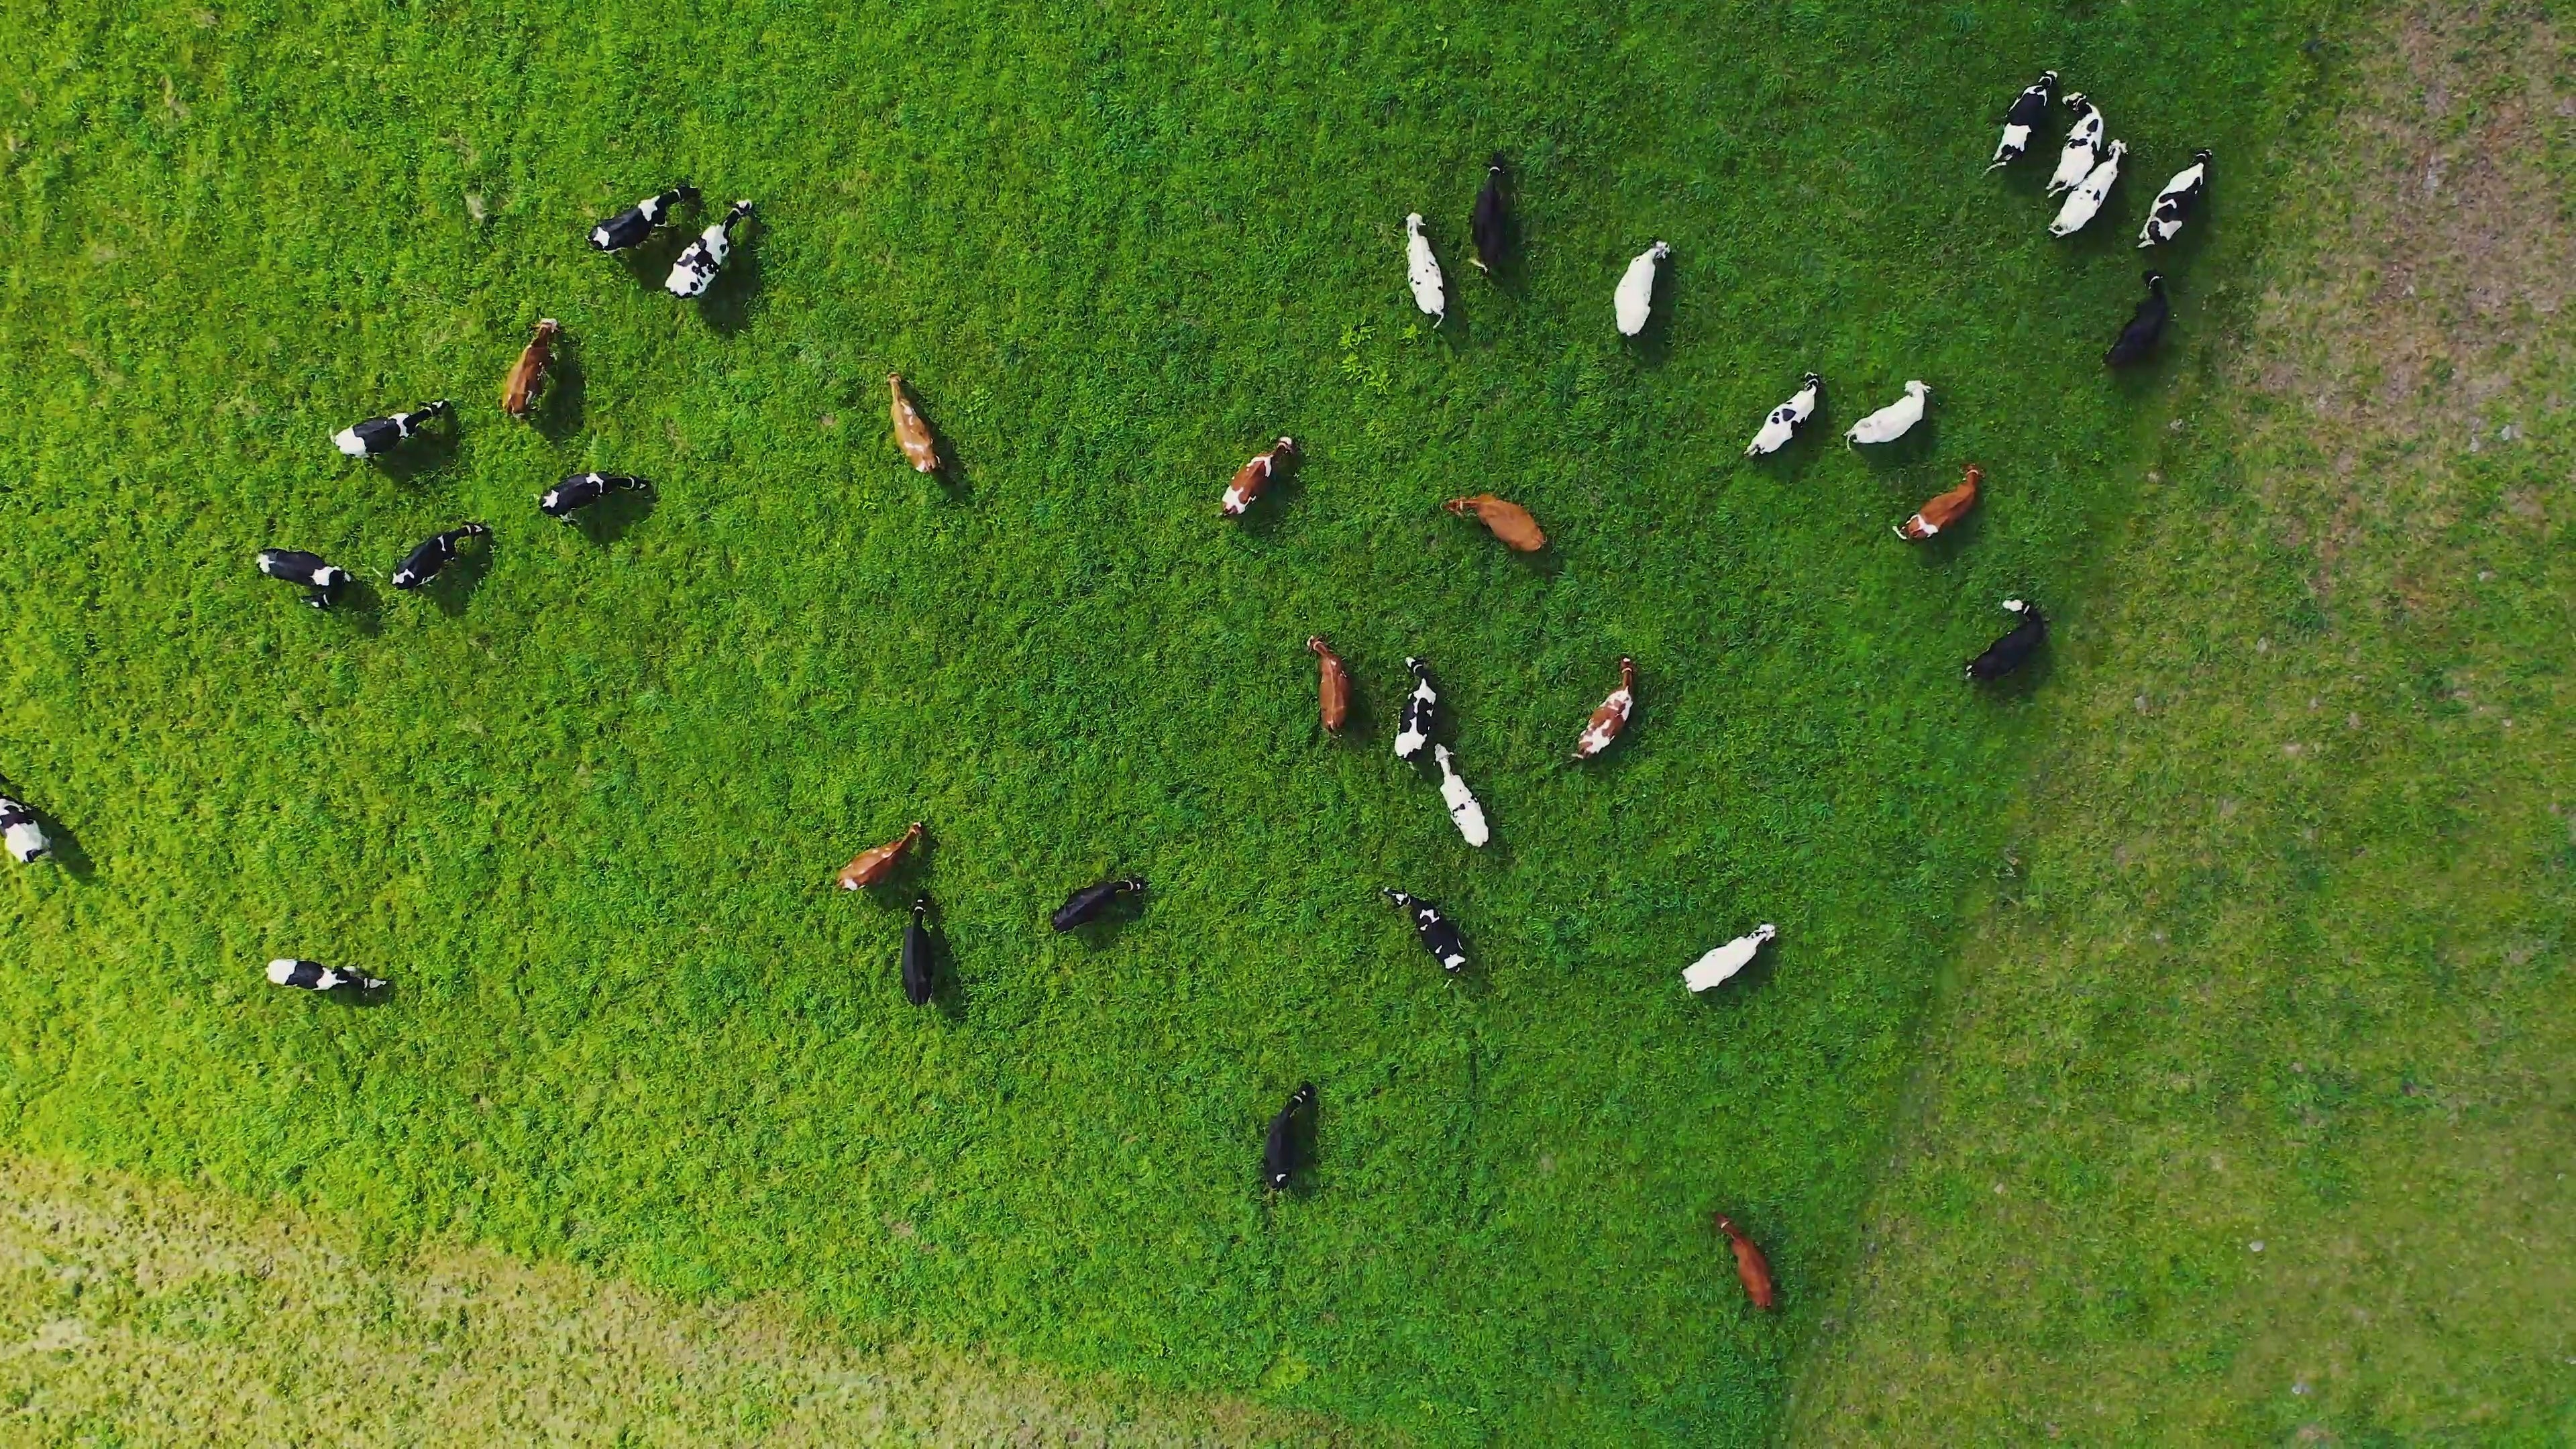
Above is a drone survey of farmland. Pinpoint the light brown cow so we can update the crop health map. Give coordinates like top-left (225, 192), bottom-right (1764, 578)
top-left (1572, 656), bottom-right (1637, 759)
top-left (837, 821), bottom-right (925, 891)
top-left (1897, 464), bottom-right (1980, 540)
top-left (1715, 1213), bottom-right (1777, 1310)
top-left (1444, 494), bottom-right (1546, 552)
top-left (1307, 636), bottom-right (1350, 734)
top-left (1221, 437), bottom-right (1297, 518)
top-left (503, 319), bottom-right (561, 419)
top-left (889, 374), bottom-right (942, 474)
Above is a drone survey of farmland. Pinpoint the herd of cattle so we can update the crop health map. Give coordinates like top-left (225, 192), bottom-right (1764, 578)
top-left (0, 69), bottom-right (2210, 1313)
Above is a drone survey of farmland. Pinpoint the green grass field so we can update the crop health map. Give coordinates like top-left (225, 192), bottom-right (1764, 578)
top-left (0, 0), bottom-right (2464, 1443)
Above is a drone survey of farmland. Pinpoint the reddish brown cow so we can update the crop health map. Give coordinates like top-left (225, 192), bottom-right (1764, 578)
top-left (1444, 494), bottom-right (1547, 551)
top-left (1572, 656), bottom-right (1638, 759)
top-left (837, 821), bottom-right (925, 891)
top-left (1897, 464), bottom-right (1981, 540)
top-left (1715, 1213), bottom-right (1777, 1310)
top-left (1221, 437), bottom-right (1297, 518)
top-left (1307, 636), bottom-right (1350, 734)
top-left (890, 374), bottom-right (942, 474)
top-left (503, 319), bottom-right (561, 419)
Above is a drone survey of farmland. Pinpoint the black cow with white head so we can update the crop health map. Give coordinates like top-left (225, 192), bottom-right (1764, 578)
top-left (590, 183), bottom-right (700, 252)
top-left (257, 548), bottom-right (352, 609)
top-left (392, 523), bottom-right (491, 590)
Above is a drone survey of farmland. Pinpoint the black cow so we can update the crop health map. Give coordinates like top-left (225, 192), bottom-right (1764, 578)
top-left (1052, 875), bottom-right (1146, 931)
top-left (1264, 1082), bottom-right (1316, 1189)
top-left (1470, 154), bottom-right (1509, 273)
top-left (391, 523), bottom-right (491, 590)
top-left (902, 894), bottom-right (935, 1006)
top-left (540, 472), bottom-right (649, 519)
top-left (589, 183), bottom-right (700, 252)
top-left (333, 400), bottom-right (451, 459)
top-left (257, 548), bottom-right (352, 609)
top-left (1965, 598), bottom-right (2047, 681)
top-left (2105, 272), bottom-right (2170, 367)
top-left (1383, 888), bottom-right (1468, 974)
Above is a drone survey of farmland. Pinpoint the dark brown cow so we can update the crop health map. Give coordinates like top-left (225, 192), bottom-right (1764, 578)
top-left (1715, 1213), bottom-right (1776, 1310)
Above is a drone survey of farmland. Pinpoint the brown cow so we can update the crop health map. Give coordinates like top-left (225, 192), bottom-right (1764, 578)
top-left (1221, 437), bottom-right (1297, 518)
top-left (1896, 464), bottom-right (1980, 540)
top-left (1444, 494), bottom-right (1546, 552)
top-left (889, 374), bottom-right (942, 474)
top-left (1715, 1213), bottom-right (1776, 1310)
top-left (1307, 636), bottom-right (1350, 734)
top-left (837, 821), bottom-right (925, 891)
top-left (503, 319), bottom-right (561, 419)
top-left (1572, 656), bottom-right (1637, 759)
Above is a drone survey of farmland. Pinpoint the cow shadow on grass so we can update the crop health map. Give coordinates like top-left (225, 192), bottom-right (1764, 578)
top-left (1624, 251), bottom-right (1678, 368)
top-left (531, 349), bottom-right (586, 443)
top-left (329, 578), bottom-right (386, 637)
top-left (568, 486), bottom-right (657, 547)
top-left (26, 806), bottom-right (94, 881)
top-left (368, 427), bottom-right (460, 486)
top-left (700, 244), bottom-right (764, 338)
top-left (1851, 415), bottom-right (1938, 474)
top-left (425, 537), bottom-right (496, 617)
top-left (1230, 455), bottom-right (1309, 542)
top-left (1061, 890), bottom-right (1148, 953)
top-left (1690, 938), bottom-right (1782, 1011)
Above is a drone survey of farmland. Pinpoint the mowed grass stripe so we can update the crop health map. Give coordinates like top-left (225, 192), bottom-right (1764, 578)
top-left (0, 1), bottom-right (2325, 1441)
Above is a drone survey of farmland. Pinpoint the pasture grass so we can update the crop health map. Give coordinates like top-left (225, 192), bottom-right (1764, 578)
top-left (1793, 1), bottom-right (2576, 1439)
top-left (0, 0), bottom-right (2326, 1441)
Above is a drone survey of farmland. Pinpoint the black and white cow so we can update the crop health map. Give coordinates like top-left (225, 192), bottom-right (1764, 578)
top-left (2137, 149), bottom-right (2212, 247)
top-left (588, 183), bottom-right (700, 252)
top-left (1965, 598), bottom-right (2048, 681)
top-left (1746, 373), bottom-right (1823, 457)
top-left (257, 548), bottom-right (352, 609)
top-left (665, 200), bottom-right (755, 299)
top-left (391, 523), bottom-right (492, 590)
top-left (539, 472), bottom-right (649, 519)
top-left (1986, 70), bottom-right (2059, 171)
top-left (1264, 1082), bottom-right (1316, 1189)
top-left (333, 400), bottom-right (451, 459)
top-left (266, 958), bottom-right (386, 993)
top-left (1051, 875), bottom-right (1146, 931)
top-left (2104, 272), bottom-right (2170, 367)
top-left (0, 795), bottom-right (51, 864)
top-left (1392, 657), bottom-right (1441, 762)
top-left (2044, 95), bottom-right (2107, 197)
top-left (1383, 888), bottom-right (1468, 974)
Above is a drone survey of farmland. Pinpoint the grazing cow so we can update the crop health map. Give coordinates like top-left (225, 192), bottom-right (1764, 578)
top-left (1221, 436), bottom-right (1297, 518)
top-left (1444, 494), bottom-right (1546, 551)
top-left (256, 548), bottom-right (352, 610)
top-left (0, 796), bottom-right (50, 864)
top-left (1051, 875), bottom-right (1146, 931)
top-left (2137, 150), bottom-right (2212, 247)
top-left (1404, 213), bottom-right (1446, 326)
top-left (1572, 656), bottom-right (1638, 760)
top-left (838, 821), bottom-right (925, 890)
top-left (1986, 70), bottom-right (2060, 171)
top-left (1715, 1213), bottom-right (1778, 1310)
top-left (888, 373), bottom-right (943, 474)
top-left (333, 400), bottom-right (451, 459)
top-left (1392, 657), bottom-right (1440, 763)
top-left (2104, 271), bottom-right (2171, 367)
top-left (664, 199), bottom-right (753, 299)
top-left (1615, 241), bottom-right (1670, 337)
top-left (901, 895), bottom-right (935, 1006)
top-left (266, 959), bottom-right (386, 994)
top-left (2045, 94), bottom-right (2106, 197)
top-left (588, 183), bottom-right (699, 252)
top-left (502, 319), bottom-right (561, 419)
top-left (1746, 373), bottom-right (1823, 457)
top-left (2049, 140), bottom-right (2127, 237)
top-left (1307, 636), bottom-right (1350, 734)
top-left (1431, 745), bottom-right (1489, 847)
top-left (1965, 598), bottom-right (2047, 681)
top-left (539, 472), bottom-right (649, 519)
top-left (1685, 922), bottom-right (1777, 993)
top-left (390, 523), bottom-right (490, 590)
top-left (1264, 1082), bottom-right (1316, 1189)
top-left (1382, 888), bottom-right (1468, 973)
top-left (1845, 380), bottom-right (1929, 446)
top-left (1897, 464), bottom-right (1982, 540)
top-left (1469, 155), bottom-right (1509, 274)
